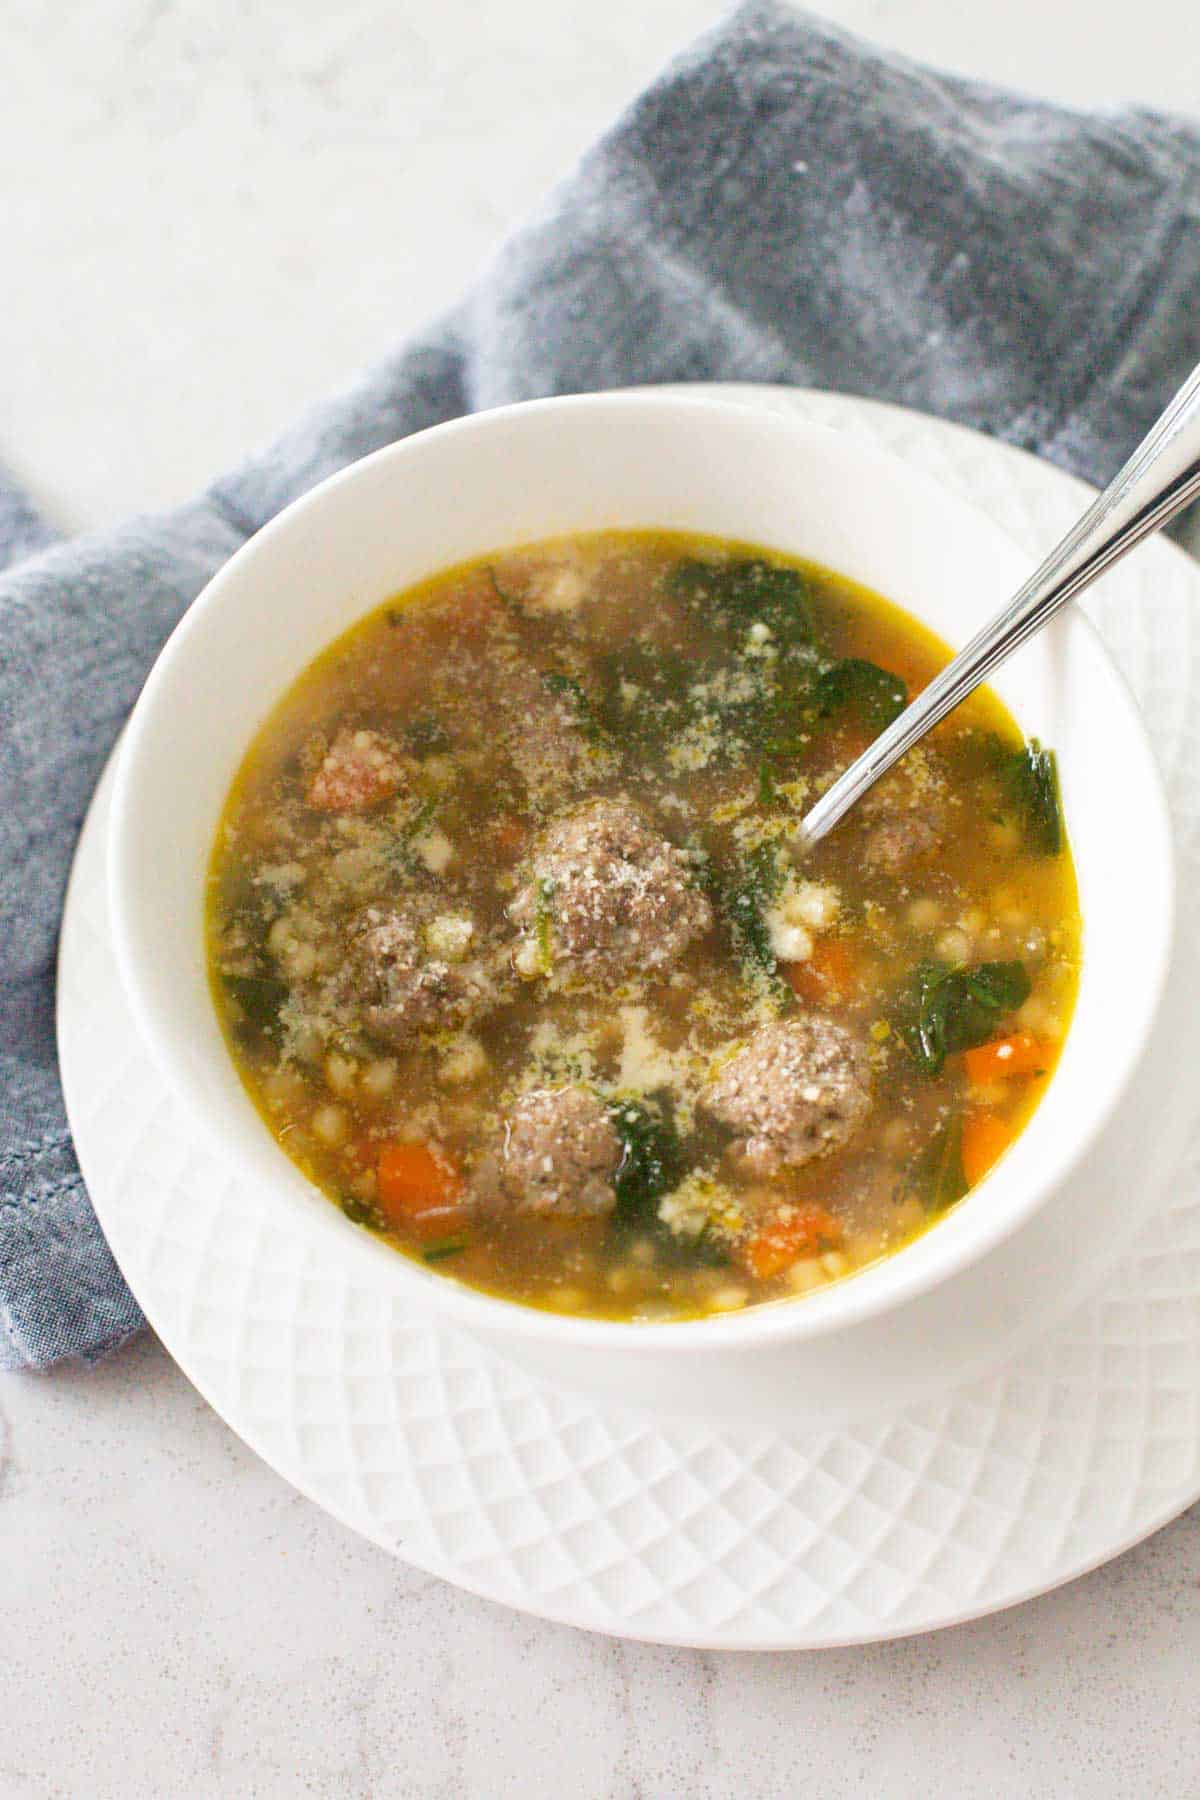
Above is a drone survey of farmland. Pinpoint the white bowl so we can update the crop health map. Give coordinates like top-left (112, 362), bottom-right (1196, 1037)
top-left (107, 392), bottom-right (1174, 1411)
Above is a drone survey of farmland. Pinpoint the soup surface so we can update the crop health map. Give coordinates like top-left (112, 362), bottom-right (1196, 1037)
top-left (207, 531), bottom-right (1080, 1320)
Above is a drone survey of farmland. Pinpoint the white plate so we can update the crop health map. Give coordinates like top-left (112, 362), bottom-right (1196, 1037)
top-left (58, 388), bottom-right (1200, 1648)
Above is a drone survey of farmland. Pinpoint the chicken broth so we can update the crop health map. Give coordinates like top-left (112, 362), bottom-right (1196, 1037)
top-left (207, 531), bottom-right (1080, 1320)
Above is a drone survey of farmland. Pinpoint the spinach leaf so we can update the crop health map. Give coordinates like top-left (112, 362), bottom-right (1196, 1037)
top-left (719, 844), bottom-right (791, 1004)
top-left (384, 795), bottom-right (439, 877)
top-left (815, 658), bottom-right (907, 730)
top-left (542, 670), bottom-right (604, 742)
top-left (762, 674), bottom-right (817, 760)
top-left (406, 713), bottom-right (450, 755)
top-left (597, 631), bottom-right (815, 773)
top-left (667, 557), bottom-right (814, 644)
top-left (681, 1226), bottom-right (736, 1269)
top-left (909, 1118), bottom-right (968, 1215)
top-left (595, 643), bottom-right (696, 752)
top-left (534, 877), bottom-right (556, 975)
top-left (1001, 739), bottom-right (1063, 856)
top-left (609, 1097), bottom-right (684, 1223)
top-left (896, 959), bottom-right (1031, 1075)
top-left (422, 1239), bottom-right (469, 1262)
top-left (722, 655), bottom-right (817, 762)
top-left (222, 972), bottom-right (288, 1042)
top-left (406, 795), bottom-right (438, 840)
top-left (340, 1193), bottom-right (381, 1228)
top-left (606, 1098), bottom-right (734, 1265)
top-left (953, 731), bottom-right (1063, 856)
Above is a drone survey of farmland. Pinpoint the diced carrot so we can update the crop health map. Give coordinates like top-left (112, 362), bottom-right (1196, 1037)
top-left (307, 728), bottom-right (405, 813)
top-left (963, 1032), bottom-right (1054, 1086)
top-left (741, 1205), bottom-right (843, 1281)
top-left (491, 814), bottom-right (528, 858)
top-left (376, 1141), bottom-right (469, 1238)
top-left (961, 1112), bottom-right (1015, 1187)
top-left (785, 937), bottom-right (856, 1005)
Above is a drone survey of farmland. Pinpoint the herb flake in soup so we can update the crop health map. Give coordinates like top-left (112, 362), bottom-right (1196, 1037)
top-left (206, 531), bottom-right (1080, 1320)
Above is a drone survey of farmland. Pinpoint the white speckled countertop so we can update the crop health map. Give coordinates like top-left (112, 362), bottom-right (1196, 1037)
top-left (3, 3), bottom-right (1199, 1793)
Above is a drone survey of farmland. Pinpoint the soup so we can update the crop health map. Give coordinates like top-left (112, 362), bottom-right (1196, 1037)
top-left (207, 531), bottom-right (1080, 1320)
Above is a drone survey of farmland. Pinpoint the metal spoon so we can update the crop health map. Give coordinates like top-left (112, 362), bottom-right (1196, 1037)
top-left (797, 361), bottom-right (1200, 852)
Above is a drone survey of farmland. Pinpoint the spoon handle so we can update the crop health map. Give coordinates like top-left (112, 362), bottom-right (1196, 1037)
top-left (798, 361), bottom-right (1200, 851)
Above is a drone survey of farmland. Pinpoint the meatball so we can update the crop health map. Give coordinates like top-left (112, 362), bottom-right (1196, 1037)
top-left (484, 1086), bottom-right (621, 1217)
top-left (307, 728), bottom-right (409, 813)
top-left (342, 907), bottom-right (504, 1046)
top-left (502, 664), bottom-right (616, 805)
top-left (700, 1016), bottom-right (871, 1175)
top-left (510, 797), bottom-right (712, 987)
top-left (862, 812), bottom-right (942, 875)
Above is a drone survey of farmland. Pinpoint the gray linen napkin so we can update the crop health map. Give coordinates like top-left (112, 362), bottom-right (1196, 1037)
top-left (3, 1), bottom-right (1199, 1371)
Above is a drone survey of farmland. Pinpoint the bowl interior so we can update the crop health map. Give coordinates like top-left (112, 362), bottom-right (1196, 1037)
top-left (107, 393), bottom-right (1174, 1350)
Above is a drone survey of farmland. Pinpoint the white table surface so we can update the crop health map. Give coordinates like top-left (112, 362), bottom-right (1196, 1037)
top-left (3, 3), bottom-right (1198, 1794)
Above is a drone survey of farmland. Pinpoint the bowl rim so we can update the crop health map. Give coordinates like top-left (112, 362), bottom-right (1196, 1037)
top-left (107, 388), bottom-right (1177, 1354)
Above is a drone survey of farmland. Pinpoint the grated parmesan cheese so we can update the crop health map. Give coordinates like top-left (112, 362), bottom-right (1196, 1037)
top-left (764, 906), bottom-right (813, 965)
top-left (657, 1170), bottom-right (744, 1241)
top-left (527, 565), bottom-right (588, 614)
top-left (439, 1034), bottom-right (489, 1086)
top-left (667, 718), bottom-right (721, 774)
top-left (615, 1004), bottom-right (710, 1131)
top-left (417, 828), bottom-right (454, 874)
top-left (617, 1004), bottom-right (679, 1093)
top-left (424, 914), bottom-right (475, 961)
top-left (254, 861), bottom-right (306, 894)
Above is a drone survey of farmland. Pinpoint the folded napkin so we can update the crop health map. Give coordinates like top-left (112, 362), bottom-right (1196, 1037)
top-left (3, 1), bottom-right (1199, 1371)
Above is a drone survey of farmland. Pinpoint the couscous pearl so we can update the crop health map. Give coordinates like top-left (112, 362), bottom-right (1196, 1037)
top-left (936, 927), bottom-right (972, 964)
top-left (439, 1036), bottom-right (489, 1086)
top-left (907, 897), bottom-right (941, 931)
top-left (785, 1259), bottom-right (826, 1294)
top-left (289, 1028), bottom-right (322, 1066)
top-left (311, 1103), bottom-right (349, 1146)
top-left (284, 939), bottom-right (317, 978)
top-left (325, 1053), bottom-right (357, 1097)
top-left (361, 1059), bottom-right (397, 1097)
top-left (266, 916), bottom-right (293, 955)
top-left (1018, 995), bottom-right (1062, 1037)
top-left (264, 1068), bottom-right (306, 1110)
